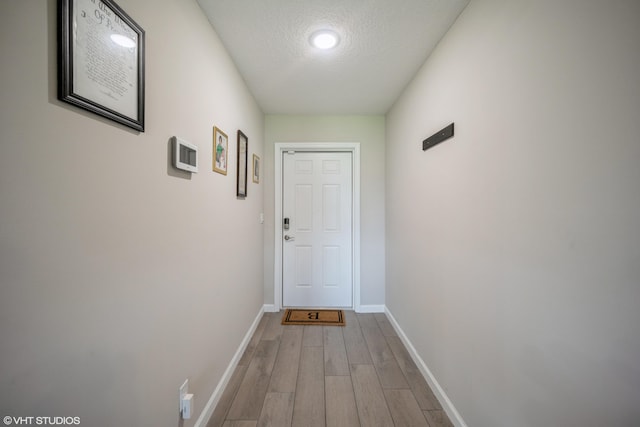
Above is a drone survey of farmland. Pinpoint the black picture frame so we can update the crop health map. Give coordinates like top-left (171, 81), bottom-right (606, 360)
top-left (237, 130), bottom-right (248, 198)
top-left (58, 0), bottom-right (145, 131)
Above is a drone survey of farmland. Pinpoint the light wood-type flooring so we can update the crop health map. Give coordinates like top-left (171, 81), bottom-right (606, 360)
top-left (207, 311), bottom-right (454, 427)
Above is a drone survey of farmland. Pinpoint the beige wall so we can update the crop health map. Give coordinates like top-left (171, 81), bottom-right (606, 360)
top-left (0, 1), bottom-right (264, 426)
top-left (386, 0), bottom-right (640, 426)
top-left (264, 115), bottom-right (386, 308)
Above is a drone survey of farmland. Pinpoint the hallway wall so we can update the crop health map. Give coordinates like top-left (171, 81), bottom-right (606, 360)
top-left (0, 1), bottom-right (264, 426)
top-left (386, 0), bottom-right (640, 426)
top-left (264, 115), bottom-right (386, 309)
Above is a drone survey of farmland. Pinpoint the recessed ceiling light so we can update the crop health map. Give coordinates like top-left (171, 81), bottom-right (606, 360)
top-left (310, 30), bottom-right (339, 50)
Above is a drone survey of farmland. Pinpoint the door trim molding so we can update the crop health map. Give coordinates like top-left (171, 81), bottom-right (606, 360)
top-left (274, 142), bottom-right (361, 312)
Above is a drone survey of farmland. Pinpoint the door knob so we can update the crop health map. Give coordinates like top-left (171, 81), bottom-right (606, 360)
top-left (284, 235), bottom-right (295, 241)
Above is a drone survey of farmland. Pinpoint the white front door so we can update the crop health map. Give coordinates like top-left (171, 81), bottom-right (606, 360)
top-left (282, 151), bottom-right (353, 307)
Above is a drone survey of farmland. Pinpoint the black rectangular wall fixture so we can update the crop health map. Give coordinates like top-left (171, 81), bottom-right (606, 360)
top-left (423, 123), bottom-right (454, 151)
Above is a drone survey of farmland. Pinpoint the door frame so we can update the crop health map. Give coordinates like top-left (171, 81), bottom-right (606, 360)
top-left (274, 142), bottom-right (361, 311)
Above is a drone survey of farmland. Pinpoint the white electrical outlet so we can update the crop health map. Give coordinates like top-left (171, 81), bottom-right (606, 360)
top-left (179, 379), bottom-right (189, 412)
top-left (182, 393), bottom-right (194, 419)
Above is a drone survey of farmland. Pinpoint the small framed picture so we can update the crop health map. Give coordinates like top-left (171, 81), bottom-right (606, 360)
top-left (252, 154), bottom-right (260, 184)
top-left (237, 130), bottom-right (248, 197)
top-left (213, 126), bottom-right (228, 175)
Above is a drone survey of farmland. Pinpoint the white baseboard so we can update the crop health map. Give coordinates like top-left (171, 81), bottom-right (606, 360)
top-left (194, 306), bottom-right (265, 427)
top-left (262, 304), bottom-right (278, 313)
top-left (384, 307), bottom-right (467, 427)
top-left (356, 304), bottom-right (385, 313)
top-left (264, 304), bottom-right (384, 313)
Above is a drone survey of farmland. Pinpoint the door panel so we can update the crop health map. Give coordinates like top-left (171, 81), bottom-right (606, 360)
top-left (283, 152), bottom-right (352, 307)
top-left (295, 185), bottom-right (313, 231)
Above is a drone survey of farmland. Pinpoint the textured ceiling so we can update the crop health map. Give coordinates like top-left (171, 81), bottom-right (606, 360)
top-left (196, 0), bottom-right (469, 114)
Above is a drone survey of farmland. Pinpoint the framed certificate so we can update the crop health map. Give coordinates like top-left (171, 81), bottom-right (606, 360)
top-left (58, 0), bottom-right (145, 131)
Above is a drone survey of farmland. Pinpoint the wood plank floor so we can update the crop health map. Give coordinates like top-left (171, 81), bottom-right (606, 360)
top-left (207, 311), bottom-right (454, 427)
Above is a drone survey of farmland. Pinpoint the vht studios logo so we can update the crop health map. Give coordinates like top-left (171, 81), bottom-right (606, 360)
top-left (3, 416), bottom-right (81, 425)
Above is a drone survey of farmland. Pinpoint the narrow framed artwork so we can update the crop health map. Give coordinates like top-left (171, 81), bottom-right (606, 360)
top-left (58, 0), bottom-right (145, 131)
top-left (237, 130), bottom-right (248, 197)
top-left (252, 154), bottom-right (260, 184)
top-left (213, 126), bottom-right (228, 175)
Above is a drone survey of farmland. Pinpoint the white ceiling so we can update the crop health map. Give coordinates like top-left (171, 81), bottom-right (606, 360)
top-left (196, 0), bottom-right (469, 115)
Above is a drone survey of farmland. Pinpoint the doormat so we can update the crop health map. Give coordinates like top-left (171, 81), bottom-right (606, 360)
top-left (282, 309), bottom-right (345, 326)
